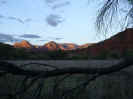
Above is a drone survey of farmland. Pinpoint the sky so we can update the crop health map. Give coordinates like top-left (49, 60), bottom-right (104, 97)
top-left (0, 0), bottom-right (126, 45)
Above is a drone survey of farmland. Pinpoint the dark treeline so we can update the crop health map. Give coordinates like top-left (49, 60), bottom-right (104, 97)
top-left (1, 42), bottom-right (133, 60)
top-left (0, 43), bottom-right (89, 60)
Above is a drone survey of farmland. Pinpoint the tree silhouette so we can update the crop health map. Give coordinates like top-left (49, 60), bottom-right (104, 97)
top-left (96, 0), bottom-right (133, 33)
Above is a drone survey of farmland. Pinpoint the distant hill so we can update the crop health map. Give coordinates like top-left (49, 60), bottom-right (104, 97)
top-left (14, 40), bottom-right (33, 48)
top-left (86, 28), bottom-right (133, 57)
top-left (79, 43), bottom-right (95, 49)
top-left (13, 41), bottom-right (84, 51)
top-left (1, 28), bottom-right (133, 60)
top-left (0, 43), bottom-right (22, 59)
top-left (42, 41), bottom-right (60, 51)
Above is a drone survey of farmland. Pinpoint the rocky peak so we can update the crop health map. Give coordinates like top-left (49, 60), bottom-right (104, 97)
top-left (60, 43), bottom-right (78, 50)
top-left (79, 43), bottom-right (95, 49)
top-left (44, 41), bottom-right (60, 51)
top-left (48, 41), bottom-right (56, 44)
top-left (14, 40), bottom-right (33, 48)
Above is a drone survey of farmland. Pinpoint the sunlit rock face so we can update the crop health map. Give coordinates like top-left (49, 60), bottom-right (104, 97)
top-left (43, 41), bottom-right (60, 51)
top-left (13, 28), bottom-right (133, 56)
top-left (79, 43), bottom-right (95, 49)
top-left (59, 43), bottom-right (79, 51)
top-left (40, 41), bottom-right (80, 51)
top-left (14, 40), bottom-right (33, 48)
top-left (13, 40), bottom-right (81, 51)
top-left (88, 28), bottom-right (133, 56)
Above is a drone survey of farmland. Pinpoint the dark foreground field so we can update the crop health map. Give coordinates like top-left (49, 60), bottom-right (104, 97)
top-left (0, 60), bottom-right (133, 99)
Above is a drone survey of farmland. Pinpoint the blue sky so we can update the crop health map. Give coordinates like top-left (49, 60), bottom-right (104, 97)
top-left (0, 0), bottom-right (124, 45)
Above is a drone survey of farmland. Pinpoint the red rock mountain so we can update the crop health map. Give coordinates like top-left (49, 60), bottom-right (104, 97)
top-left (14, 40), bottom-right (33, 48)
top-left (42, 41), bottom-right (60, 51)
top-left (13, 41), bottom-right (82, 51)
top-left (41, 41), bottom-right (79, 51)
top-left (87, 28), bottom-right (133, 56)
top-left (79, 43), bottom-right (95, 49)
top-left (12, 28), bottom-right (133, 55)
top-left (59, 43), bottom-right (79, 50)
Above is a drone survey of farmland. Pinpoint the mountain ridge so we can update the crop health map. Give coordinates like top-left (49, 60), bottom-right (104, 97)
top-left (86, 28), bottom-right (133, 56)
top-left (13, 40), bottom-right (91, 51)
top-left (8, 28), bottom-right (133, 56)
top-left (14, 40), bottom-right (33, 48)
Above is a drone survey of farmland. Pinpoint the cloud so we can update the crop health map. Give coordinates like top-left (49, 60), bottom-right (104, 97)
top-left (7, 16), bottom-right (24, 24)
top-left (46, 14), bottom-right (63, 27)
top-left (52, 1), bottom-right (70, 9)
top-left (20, 34), bottom-right (41, 39)
top-left (0, 33), bottom-right (13, 42)
top-left (7, 16), bottom-right (33, 24)
top-left (0, 33), bottom-right (23, 43)
top-left (39, 39), bottom-right (48, 41)
top-left (24, 18), bottom-right (32, 23)
top-left (55, 37), bottom-right (63, 40)
top-left (48, 37), bottom-right (63, 40)
top-left (45, 0), bottom-right (59, 4)
top-left (0, 14), bottom-right (5, 19)
top-left (0, 0), bottom-right (7, 5)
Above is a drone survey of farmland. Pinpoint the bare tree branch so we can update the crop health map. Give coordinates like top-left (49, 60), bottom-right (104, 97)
top-left (96, 0), bottom-right (133, 33)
